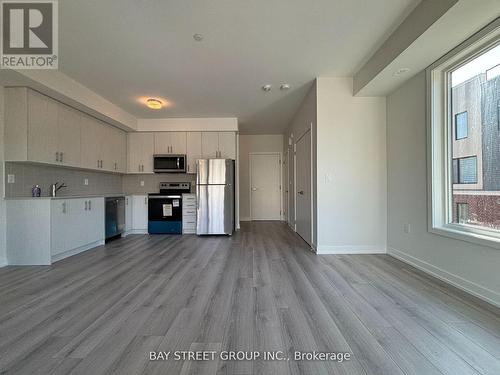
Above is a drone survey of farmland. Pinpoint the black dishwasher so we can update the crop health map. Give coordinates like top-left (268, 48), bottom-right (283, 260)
top-left (105, 197), bottom-right (125, 240)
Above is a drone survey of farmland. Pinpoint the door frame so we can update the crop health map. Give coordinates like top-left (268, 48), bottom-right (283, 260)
top-left (249, 152), bottom-right (283, 221)
top-left (294, 127), bottom-right (313, 246)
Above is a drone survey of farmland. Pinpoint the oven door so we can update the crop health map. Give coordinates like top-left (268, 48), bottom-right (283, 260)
top-left (153, 155), bottom-right (186, 173)
top-left (148, 195), bottom-right (183, 234)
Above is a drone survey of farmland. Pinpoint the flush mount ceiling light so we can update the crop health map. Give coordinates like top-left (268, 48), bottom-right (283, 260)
top-left (393, 67), bottom-right (410, 76)
top-left (146, 98), bottom-right (163, 110)
top-left (262, 84), bottom-right (272, 92)
top-left (193, 33), bottom-right (204, 41)
top-left (280, 83), bottom-right (291, 90)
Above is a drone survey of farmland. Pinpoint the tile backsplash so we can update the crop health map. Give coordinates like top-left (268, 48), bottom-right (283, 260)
top-left (122, 173), bottom-right (196, 194)
top-left (5, 162), bottom-right (123, 197)
top-left (3, 162), bottom-right (197, 198)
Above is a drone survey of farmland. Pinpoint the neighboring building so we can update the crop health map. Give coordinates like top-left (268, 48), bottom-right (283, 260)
top-left (452, 73), bottom-right (500, 229)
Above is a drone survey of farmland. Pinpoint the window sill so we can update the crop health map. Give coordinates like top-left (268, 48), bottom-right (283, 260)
top-left (430, 224), bottom-right (500, 250)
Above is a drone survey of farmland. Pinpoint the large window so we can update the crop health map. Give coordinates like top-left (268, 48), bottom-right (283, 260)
top-left (428, 20), bottom-right (500, 247)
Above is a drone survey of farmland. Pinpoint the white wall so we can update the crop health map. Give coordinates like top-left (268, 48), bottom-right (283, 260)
top-left (0, 86), bottom-right (6, 266)
top-left (239, 135), bottom-right (283, 221)
top-left (316, 77), bottom-right (387, 254)
top-left (387, 71), bottom-right (500, 307)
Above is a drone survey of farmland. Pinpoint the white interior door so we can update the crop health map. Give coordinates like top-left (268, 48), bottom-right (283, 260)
top-left (250, 153), bottom-right (281, 220)
top-left (295, 130), bottom-right (312, 245)
top-left (287, 145), bottom-right (294, 227)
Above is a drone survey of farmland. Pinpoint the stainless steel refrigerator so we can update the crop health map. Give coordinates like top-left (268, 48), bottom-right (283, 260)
top-left (196, 159), bottom-right (235, 235)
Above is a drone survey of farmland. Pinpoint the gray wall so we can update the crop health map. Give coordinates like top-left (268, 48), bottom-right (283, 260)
top-left (387, 71), bottom-right (500, 306)
top-left (4, 162), bottom-right (123, 198)
top-left (122, 173), bottom-right (196, 194)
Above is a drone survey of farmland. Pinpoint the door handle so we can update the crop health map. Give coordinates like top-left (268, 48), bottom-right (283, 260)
top-left (251, 187), bottom-right (257, 191)
top-left (298, 191), bottom-right (304, 195)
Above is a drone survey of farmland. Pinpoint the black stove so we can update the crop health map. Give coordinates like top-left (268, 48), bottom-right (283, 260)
top-left (148, 182), bottom-right (191, 234)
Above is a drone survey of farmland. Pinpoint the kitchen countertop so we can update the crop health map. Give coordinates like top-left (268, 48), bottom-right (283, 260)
top-left (5, 193), bottom-right (126, 200)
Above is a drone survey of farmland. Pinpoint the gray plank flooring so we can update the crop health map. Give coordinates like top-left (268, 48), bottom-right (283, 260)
top-left (0, 221), bottom-right (499, 375)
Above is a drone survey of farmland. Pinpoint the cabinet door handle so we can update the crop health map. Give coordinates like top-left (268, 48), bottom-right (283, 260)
top-left (62, 202), bottom-right (66, 214)
top-left (60, 152), bottom-right (63, 163)
top-left (85, 201), bottom-right (88, 210)
top-left (144, 197), bottom-right (147, 205)
top-left (56, 152), bottom-right (59, 162)
top-left (98, 160), bottom-right (100, 168)
top-left (126, 198), bottom-right (128, 205)
top-left (88, 200), bottom-right (91, 210)
top-left (187, 164), bottom-right (190, 172)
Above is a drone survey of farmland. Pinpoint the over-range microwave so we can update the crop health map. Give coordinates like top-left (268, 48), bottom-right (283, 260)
top-left (153, 154), bottom-right (186, 173)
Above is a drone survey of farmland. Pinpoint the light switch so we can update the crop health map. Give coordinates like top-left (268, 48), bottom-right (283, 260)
top-left (403, 223), bottom-right (411, 234)
top-left (7, 174), bottom-right (15, 184)
top-left (325, 173), bottom-right (333, 184)
top-left (84, 178), bottom-right (89, 186)
top-left (140, 181), bottom-right (145, 187)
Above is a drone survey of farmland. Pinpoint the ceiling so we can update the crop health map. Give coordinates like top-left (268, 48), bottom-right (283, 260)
top-left (58, 0), bottom-right (419, 134)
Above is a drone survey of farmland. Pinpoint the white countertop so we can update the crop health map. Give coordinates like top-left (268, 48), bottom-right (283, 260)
top-left (5, 193), bottom-right (126, 200)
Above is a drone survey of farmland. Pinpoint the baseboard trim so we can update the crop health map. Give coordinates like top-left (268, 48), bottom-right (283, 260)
top-left (124, 229), bottom-right (148, 235)
top-left (387, 247), bottom-right (500, 308)
top-left (316, 245), bottom-right (387, 255)
top-left (239, 217), bottom-right (251, 222)
top-left (51, 240), bottom-right (105, 263)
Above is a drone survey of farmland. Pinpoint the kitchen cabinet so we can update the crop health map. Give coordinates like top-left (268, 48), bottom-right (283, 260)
top-left (5, 197), bottom-right (106, 265)
top-left (27, 90), bottom-right (59, 164)
top-left (51, 198), bottom-right (104, 260)
top-left (154, 132), bottom-right (186, 154)
top-left (128, 133), bottom-right (154, 173)
top-left (186, 132), bottom-right (202, 174)
top-left (201, 132), bottom-right (219, 158)
top-left (182, 194), bottom-right (197, 234)
top-left (131, 195), bottom-right (148, 232)
top-left (57, 104), bottom-right (82, 167)
top-left (125, 196), bottom-right (133, 233)
top-left (5, 87), bottom-right (126, 174)
top-left (201, 132), bottom-right (236, 159)
top-left (218, 132), bottom-right (237, 159)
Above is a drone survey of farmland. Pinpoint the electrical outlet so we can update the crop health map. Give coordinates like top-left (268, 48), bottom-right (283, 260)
top-left (7, 174), bottom-right (15, 184)
top-left (84, 178), bottom-right (89, 186)
top-left (403, 223), bottom-right (411, 234)
top-left (140, 181), bottom-right (145, 187)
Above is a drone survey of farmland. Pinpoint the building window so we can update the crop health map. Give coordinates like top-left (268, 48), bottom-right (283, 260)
top-left (454, 111), bottom-right (468, 139)
top-left (452, 156), bottom-right (477, 184)
top-left (457, 203), bottom-right (469, 224)
top-left (428, 20), bottom-right (500, 246)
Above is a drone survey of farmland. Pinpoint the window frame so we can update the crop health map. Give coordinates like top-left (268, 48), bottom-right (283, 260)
top-left (427, 19), bottom-right (500, 250)
top-left (453, 156), bottom-right (478, 184)
top-left (454, 111), bottom-right (468, 140)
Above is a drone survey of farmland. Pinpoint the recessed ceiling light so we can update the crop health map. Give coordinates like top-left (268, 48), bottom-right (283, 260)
top-left (146, 98), bottom-right (163, 110)
top-left (193, 33), bottom-right (204, 41)
top-left (393, 68), bottom-right (410, 76)
top-left (262, 85), bottom-right (272, 92)
top-left (280, 84), bottom-right (291, 90)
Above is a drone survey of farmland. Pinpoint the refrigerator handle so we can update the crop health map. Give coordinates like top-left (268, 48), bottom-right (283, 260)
top-left (196, 189), bottom-right (200, 210)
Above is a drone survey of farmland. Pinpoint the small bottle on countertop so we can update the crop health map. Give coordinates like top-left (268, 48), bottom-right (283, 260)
top-left (32, 185), bottom-right (41, 197)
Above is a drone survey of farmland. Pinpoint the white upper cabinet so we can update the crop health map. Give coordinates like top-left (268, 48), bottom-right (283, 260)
top-left (218, 132), bottom-right (236, 159)
top-left (57, 104), bottom-right (81, 167)
top-left (5, 87), bottom-right (126, 173)
top-left (186, 132), bottom-right (202, 174)
top-left (201, 132), bottom-right (219, 159)
top-left (128, 133), bottom-right (154, 173)
top-left (154, 132), bottom-right (186, 154)
top-left (201, 132), bottom-right (236, 159)
top-left (27, 90), bottom-right (59, 164)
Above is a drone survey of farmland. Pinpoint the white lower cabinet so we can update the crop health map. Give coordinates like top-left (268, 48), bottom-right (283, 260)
top-left (125, 196), bottom-right (133, 233)
top-left (50, 198), bottom-right (105, 261)
top-left (182, 194), bottom-right (197, 234)
top-left (131, 195), bottom-right (148, 233)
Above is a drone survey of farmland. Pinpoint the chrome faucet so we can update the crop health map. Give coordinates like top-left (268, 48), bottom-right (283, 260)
top-left (51, 182), bottom-right (67, 197)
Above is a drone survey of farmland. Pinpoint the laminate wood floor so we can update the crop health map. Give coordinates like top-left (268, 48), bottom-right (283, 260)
top-left (1, 221), bottom-right (499, 375)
